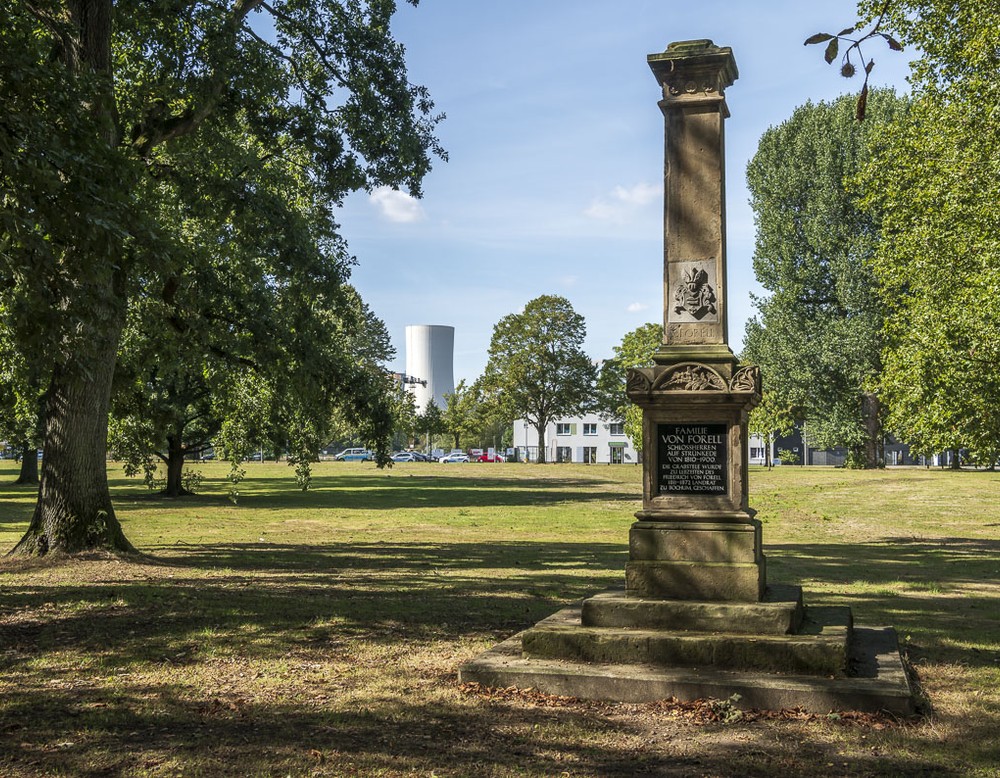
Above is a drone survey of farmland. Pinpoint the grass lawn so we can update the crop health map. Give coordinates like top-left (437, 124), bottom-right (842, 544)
top-left (1, 461), bottom-right (998, 776)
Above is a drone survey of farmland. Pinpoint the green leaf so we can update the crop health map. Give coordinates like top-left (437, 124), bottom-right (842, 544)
top-left (804, 33), bottom-right (834, 45)
top-left (824, 38), bottom-right (839, 64)
top-left (882, 34), bottom-right (903, 51)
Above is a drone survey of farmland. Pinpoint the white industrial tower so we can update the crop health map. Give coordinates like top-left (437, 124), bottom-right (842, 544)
top-left (404, 325), bottom-right (455, 413)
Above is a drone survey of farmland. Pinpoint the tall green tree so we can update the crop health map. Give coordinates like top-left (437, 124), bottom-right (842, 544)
top-left (1, 0), bottom-right (441, 555)
top-left (849, 1), bottom-right (1000, 464)
top-left (416, 400), bottom-right (444, 453)
top-left (595, 322), bottom-right (662, 452)
top-left (441, 380), bottom-right (481, 451)
top-left (479, 295), bottom-right (596, 463)
top-left (743, 90), bottom-right (906, 468)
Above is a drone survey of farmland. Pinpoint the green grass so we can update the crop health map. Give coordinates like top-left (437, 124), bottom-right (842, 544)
top-left (1, 461), bottom-right (999, 776)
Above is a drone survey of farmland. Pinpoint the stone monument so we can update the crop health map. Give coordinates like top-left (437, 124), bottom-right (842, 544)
top-left (459, 40), bottom-right (914, 714)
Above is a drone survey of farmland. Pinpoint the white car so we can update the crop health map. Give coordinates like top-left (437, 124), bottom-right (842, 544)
top-left (439, 452), bottom-right (470, 463)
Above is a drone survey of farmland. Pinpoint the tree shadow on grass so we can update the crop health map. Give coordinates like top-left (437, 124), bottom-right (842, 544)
top-left (0, 680), bottom-right (969, 778)
top-left (766, 537), bottom-right (1000, 667)
top-left (1, 537), bottom-right (997, 776)
top-left (0, 541), bottom-right (627, 667)
top-left (109, 472), bottom-right (640, 513)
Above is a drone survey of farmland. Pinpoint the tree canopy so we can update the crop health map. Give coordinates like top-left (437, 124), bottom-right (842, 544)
top-left (1, 0), bottom-right (442, 555)
top-left (479, 295), bottom-right (596, 463)
top-left (742, 90), bottom-right (907, 468)
top-left (852, 1), bottom-right (1000, 463)
top-left (596, 323), bottom-right (662, 452)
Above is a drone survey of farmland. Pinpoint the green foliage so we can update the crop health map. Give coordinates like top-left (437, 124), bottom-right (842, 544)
top-left (747, 391), bottom-right (794, 468)
top-left (743, 90), bottom-right (907, 467)
top-left (776, 449), bottom-right (799, 466)
top-left (1, 0), bottom-right (442, 549)
top-left (853, 1), bottom-right (1000, 463)
top-left (596, 323), bottom-right (662, 452)
top-left (440, 380), bottom-right (474, 450)
top-left (480, 296), bottom-right (596, 463)
top-left (416, 400), bottom-right (445, 452)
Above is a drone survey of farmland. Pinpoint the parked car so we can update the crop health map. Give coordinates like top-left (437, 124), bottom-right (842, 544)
top-left (475, 452), bottom-right (505, 463)
top-left (391, 451), bottom-right (418, 463)
top-left (334, 448), bottom-right (373, 462)
top-left (439, 452), bottom-right (470, 463)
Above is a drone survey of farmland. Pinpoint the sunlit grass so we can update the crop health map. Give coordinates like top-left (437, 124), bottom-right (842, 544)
top-left (0, 462), bottom-right (998, 776)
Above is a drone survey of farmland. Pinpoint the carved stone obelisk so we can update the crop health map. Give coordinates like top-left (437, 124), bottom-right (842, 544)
top-left (458, 40), bottom-right (913, 714)
top-left (624, 40), bottom-right (764, 602)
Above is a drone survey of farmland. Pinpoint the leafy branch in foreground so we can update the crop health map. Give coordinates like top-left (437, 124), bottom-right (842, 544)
top-left (804, 1), bottom-right (902, 120)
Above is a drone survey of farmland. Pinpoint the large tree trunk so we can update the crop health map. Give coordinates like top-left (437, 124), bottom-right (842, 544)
top-left (861, 392), bottom-right (883, 469)
top-left (14, 444), bottom-right (39, 485)
top-left (535, 422), bottom-right (546, 464)
top-left (11, 328), bottom-right (134, 555)
top-left (9, 0), bottom-right (132, 556)
top-left (161, 435), bottom-right (192, 497)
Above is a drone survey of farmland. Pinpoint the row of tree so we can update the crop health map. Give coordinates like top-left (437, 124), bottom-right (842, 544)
top-left (744, 1), bottom-right (1000, 468)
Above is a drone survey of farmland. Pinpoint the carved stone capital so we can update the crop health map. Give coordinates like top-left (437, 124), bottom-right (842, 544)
top-left (627, 362), bottom-right (761, 407)
top-left (648, 39), bottom-right (738, 102)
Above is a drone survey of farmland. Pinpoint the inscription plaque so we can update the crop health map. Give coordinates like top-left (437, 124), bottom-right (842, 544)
top-left (657, 423), bottom-right (727, 495)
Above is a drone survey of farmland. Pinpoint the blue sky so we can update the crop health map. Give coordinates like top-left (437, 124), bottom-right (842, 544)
top-left (334, 0), bottom-right (912, 383)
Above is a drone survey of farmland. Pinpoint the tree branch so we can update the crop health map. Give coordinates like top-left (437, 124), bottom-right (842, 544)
top-left (131, 0), bottom-right (264, 156)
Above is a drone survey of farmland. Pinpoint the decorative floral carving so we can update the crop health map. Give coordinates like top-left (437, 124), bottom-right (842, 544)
top-left (730, 365), bottom-right (761, 393)
top-left (653, 363), bottom-right (726, 392)
top-left (626, 369), bottom-right (652, 396)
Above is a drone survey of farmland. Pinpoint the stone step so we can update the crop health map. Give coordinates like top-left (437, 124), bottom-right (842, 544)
top-left (582, 584), bottom-right (804, 634)
top-left (458, 616), bottom-right (914, 715)
top-left (522, 606), bottom-right (851, 676)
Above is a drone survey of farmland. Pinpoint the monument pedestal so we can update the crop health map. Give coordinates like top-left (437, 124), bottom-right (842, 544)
top-left (458, 39), bottom-right (913, 714)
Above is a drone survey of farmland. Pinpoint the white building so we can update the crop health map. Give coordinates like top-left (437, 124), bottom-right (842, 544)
top-left (404, 324), bottom-right (455, 413)
top-left (511, 417), bottom-right (770, 466)
top-left (512, 414), bottom-right (638, 464)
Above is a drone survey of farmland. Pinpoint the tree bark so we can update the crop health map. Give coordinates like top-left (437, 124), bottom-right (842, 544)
top-left (861, 392), bottom-right (884, 469)
top-left (8, 0), bottom-right (133, 556)
top-left (11, 319), bottom-right (134, 555)
top-left (14, 445), bottom-right (39, 485)
top-left (161, 435), bottom-right (192, 497)
top-left (535, 422), bottom-right (547, 464)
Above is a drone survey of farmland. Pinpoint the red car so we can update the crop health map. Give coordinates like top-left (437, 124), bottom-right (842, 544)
top-left (475, 452), bottom-right (505, 462)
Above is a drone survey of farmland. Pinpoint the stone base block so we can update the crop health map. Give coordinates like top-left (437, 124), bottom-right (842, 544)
top-left (629, 520), bottom-right (761, 563)
top-left (458, 616), bottom-right (914, 715)
top-left (581, 584), bottom-right (803, 634)
top-left (626, 558), bottom-right (765, 601)
top-left (521, 607), bottom-right (849, 676)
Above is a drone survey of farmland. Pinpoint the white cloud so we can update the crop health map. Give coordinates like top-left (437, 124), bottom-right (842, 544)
top-left (584, 182), bottom-right (659, 224)
top-left (612, 183), bottom-right (659, 206)
top-left (370, 186), bottom-right (425, 223)
top-left (626, 302), bottom-right (649, 313)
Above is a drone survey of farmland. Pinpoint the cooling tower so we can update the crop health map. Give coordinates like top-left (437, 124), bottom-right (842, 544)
top-left (405, 325), bottom-right (455, 413)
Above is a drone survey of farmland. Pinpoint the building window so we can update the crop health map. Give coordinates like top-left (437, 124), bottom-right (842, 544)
top-left (583, 446), bottom-right (598, 464)
top-left (583, 423), bottom-right (597, 436)
top-left (556, 423), bottom-right (572, 435)
top-left (609, 423), bottom-right (625, 436)
top-left (555, 446), bottom-right (573, 463)
top-left (609, 446), bottom-right (624, 464)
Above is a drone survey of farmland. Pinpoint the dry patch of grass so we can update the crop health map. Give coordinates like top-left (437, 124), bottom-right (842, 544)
top-left (1, 462), bottom-right (998, 776)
